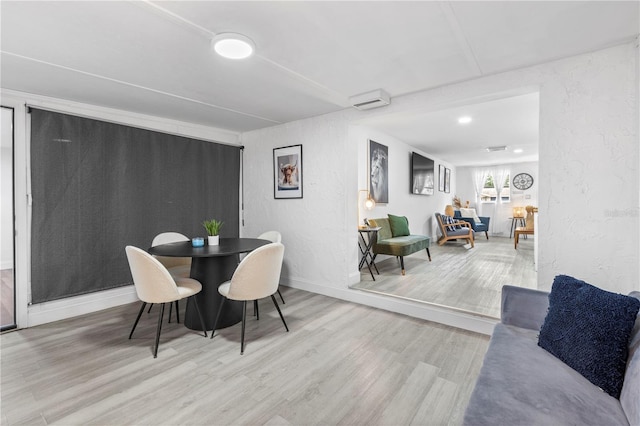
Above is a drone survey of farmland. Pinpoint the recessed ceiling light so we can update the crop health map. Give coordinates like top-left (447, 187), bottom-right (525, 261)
top-left (211, 33), bottom-right (255, 59)
top-left (458, 116), bottom-right (472, 124)
top-left (513, 148), bottom-right (524, 153)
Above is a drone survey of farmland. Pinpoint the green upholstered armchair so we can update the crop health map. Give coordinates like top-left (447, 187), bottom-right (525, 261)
top-left (368, 217), bottom-right (431, 276)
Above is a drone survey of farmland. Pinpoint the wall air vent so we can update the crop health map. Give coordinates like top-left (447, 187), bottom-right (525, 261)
top-left (349, 89), bottom-right (391, 111)
top-left (485, 146), bottom-right (507, 152)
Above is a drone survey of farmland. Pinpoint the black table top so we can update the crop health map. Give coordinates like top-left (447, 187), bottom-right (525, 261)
top-left (148, 237), bottom-right (270, 258)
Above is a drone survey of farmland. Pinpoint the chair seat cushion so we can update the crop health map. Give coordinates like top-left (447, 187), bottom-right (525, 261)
top-left (374, 235), bottom-right (430, 257)
top-left (218, 281), bottom-right (231, 298)
top-left (174, 277), bottom-right (202, 298)
top-left (446, 228), bottom-right (473, 237)
top-left (168, 264), bottom-right (191, 278)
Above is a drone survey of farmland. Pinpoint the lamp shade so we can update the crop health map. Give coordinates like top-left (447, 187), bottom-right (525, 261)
top-left (513, 206), bottom-right (525, 218)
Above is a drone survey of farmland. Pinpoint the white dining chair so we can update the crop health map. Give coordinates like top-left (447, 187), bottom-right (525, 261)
top-left (149, 232), bottom-right (192, 323)
top-left (257, 231), bottom-right (285, 304)
top-left (126, 246), bottom-right (207, 358)
top-left (210, 242), bottom-right (288, 354)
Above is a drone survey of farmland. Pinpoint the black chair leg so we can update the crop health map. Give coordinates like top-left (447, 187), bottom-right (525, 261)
top-left (147, 303), bottom-right (153, 314)
top-left (426, 247), bottom-right (432, 261)
top-left (129, 302), bottom-right (147, 339)
top-left (168, 302), bottom-right (173, 323)
top-left (240, 301), bottom-right (247, 355)
top-left (271, 295), bottom-right (289, 332)
top-left (277, 288), bottom-right (285, 304)
top-left (153, 303), bottom-right (165, 358)
top-left (210, 297), bottom-right (226, 339)
top-left (191, 296), bottom-right (207, 337)
top-left (400, 256), bottom-right (406, 275)
top-left (174, 300), bottom-right (180, 324)
top-left (254, 300), bottom-right (259, 320)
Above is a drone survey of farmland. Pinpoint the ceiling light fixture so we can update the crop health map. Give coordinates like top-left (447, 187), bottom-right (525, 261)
top-left (458, 116), bottom-right (472, 124)
top-left (485, 146), bottom-right (507, 152)
top-left (211, 33), bottom-right (255, 59)
top-left (513, 148), bottom-right (524, 153)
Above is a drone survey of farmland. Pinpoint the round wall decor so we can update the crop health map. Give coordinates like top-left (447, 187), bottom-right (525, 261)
top-left (512, 173), bottom-right (534, 190)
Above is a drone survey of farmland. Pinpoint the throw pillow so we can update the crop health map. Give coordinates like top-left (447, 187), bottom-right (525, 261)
top-left (460, 207), bottom-right (482, 224)
top-left (538, 275), bottom-right (640, 399)
top-left (442, 215), bottom-right (456, 232)
top-left (388, 214), bottom-right (410, 237)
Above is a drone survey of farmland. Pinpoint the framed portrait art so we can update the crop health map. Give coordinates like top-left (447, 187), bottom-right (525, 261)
top-left (369, 140), bottom-right (388, 203)
top-left (438, 164), bottom-right (445, 192)
top-left (273, 144), bottom-right (303, 199)
top-left (444, 167), bottom-right (451, 193)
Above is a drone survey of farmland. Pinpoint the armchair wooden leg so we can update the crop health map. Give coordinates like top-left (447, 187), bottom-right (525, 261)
top-left (484, 231), bottom-right (489, 240)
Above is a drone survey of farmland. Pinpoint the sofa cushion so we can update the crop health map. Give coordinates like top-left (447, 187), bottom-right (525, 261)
top-left (368, 218), bottom-right (392, 241)
top-left (538, 275), bottom-right (640, 399)
top-left (459, 207), bottom-right (482, 224)
top-left (463, 324), bottom-right (629, 426)
top-left (388, 214), bottom-right (410, 237)
top-left (620, 291), bottom-right (640, 425)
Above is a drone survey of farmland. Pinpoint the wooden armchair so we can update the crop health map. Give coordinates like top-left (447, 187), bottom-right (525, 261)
top-left (434, 212), bottom-right (475, 248)
top-left (514, 206), bottom-right (537, 249)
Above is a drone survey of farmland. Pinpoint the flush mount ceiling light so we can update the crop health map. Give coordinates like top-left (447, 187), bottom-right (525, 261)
top-left (458, 116), bottom-right (472, 124)
top-left (513, 148), bottom-right (524, 153)
top-left (485, 146), bottom-right (507, 152)
top-left (211, 33), bottom-right (255, 59)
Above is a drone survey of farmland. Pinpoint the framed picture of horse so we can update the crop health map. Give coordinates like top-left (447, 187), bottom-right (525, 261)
top-left (273, 144), bottom-right (303, 199)
top-left (369, 140), bottom-right (388, 203)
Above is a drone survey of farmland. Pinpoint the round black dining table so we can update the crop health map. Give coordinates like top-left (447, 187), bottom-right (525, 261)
top-left (148, 238), bottom-right (270, 331)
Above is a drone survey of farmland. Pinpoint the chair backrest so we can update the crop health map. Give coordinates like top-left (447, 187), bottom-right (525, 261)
top-left (368, 218), bottom-right (392, 241)
top-left (125, 246), bottom-right (180, 304)
top-left (151, 232), bottom-right (190, 269)
top-left (524, 206), bottom-right (536, 231)
top-left (258, 230), bottom-right (282, 243)
top-left (226, 243), bottom-right (285, 301)
top-left (434, 212), bottom-right (447, 235)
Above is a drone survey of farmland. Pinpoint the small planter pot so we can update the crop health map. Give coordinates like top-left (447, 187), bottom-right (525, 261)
top-left (208, 235), bottom-right (219, 246)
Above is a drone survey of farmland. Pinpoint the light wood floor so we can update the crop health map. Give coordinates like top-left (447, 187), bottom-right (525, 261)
top-left (352, 236), bottom-right (537, 318)
top-left (1, 287), bottom-right (490, 425)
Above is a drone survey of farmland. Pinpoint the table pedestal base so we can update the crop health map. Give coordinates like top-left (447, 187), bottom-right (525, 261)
top-left (185, 255), bottom-right (243, 331)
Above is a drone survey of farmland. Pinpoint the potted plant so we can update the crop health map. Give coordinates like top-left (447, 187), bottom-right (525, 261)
top-left (203, 219), bottom-right (223, 245)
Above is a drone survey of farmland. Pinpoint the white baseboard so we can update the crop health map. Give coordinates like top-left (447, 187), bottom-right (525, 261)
top-left (27, 285), bottom-right (138, 327)
top-left (281, 276), bottom-right (496, 336)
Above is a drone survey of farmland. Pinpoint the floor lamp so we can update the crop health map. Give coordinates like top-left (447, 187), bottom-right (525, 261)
top-left (358, 189), bottom-right (376, 227)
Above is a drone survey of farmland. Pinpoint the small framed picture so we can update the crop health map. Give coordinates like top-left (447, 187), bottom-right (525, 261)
top-left (273, 144), bottom-right (303, 199)
top-left (444, 168), bottom-right (451, 193)
top-left (438, 164), bottom-right (445, 192)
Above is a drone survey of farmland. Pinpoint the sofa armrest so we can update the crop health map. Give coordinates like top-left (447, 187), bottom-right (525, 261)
top-left (500, 285), bottom-right (549, 330)
top-left (479, 216), bottom-right (490, 226)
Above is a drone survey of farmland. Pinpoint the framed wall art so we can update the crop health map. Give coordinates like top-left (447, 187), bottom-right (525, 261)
top-left (369, 140), bottom-right (388, 203)
top-left (438, 164), bottom-right (445, 192)
top-left (444, 167), bottom-right (451, 193)
top-left (273, 144), bottom-right (302, 199)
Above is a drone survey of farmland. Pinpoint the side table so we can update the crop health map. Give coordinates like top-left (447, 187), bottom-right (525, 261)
top-left (509, 217), bottom-right (526, 239)
top-left (358, 226), bottom-right (381, 280)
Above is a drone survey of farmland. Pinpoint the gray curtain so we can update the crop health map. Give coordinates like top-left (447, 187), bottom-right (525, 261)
top-left (30, 108), bottom-right (240, 303)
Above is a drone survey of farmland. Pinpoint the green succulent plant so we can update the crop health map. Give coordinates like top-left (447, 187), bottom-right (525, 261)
top-left (203, 219), bottom-right (223, 236)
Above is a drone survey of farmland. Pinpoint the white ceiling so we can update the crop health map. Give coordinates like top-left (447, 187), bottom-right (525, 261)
top-left (1, 1), bottom-right (638, 165)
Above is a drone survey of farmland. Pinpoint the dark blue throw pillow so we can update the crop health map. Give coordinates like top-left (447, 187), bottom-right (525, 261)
top-left (538, 275), bottom-right (640, 399)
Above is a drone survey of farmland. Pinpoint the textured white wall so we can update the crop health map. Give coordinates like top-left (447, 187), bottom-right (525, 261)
top-left (242, 41), bottom-right (639, 301)
top-left (537, 43), bottom-right (639, 293)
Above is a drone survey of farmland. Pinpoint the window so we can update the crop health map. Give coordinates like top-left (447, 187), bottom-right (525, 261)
top-left (481, 174), bottom-right (510, 202)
